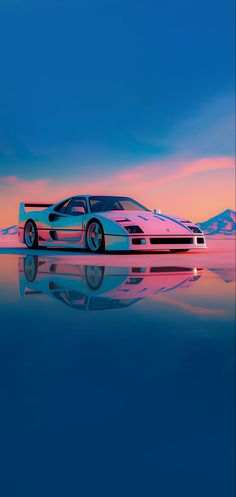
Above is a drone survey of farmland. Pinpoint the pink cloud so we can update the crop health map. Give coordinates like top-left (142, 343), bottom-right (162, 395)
top-left (149, 156), bottom-right (235, 186)
top-left (0, 176), bottom-right (50, 193)
top-left (1, 175), bottom-right (18, 184)
top-left (172, 155), bottom-right (233, 178)
top-left (118, 172), bottom-right (142, 181)
top-left (91, 156), bottom-right (234, 192)
top-left (83, 156), bottom-right (235, 200)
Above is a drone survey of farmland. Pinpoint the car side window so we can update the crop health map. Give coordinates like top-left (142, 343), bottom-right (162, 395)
top-left (66, 198), bottom-right (88, 215)
top-left (54, 199), bottom-right (71, 213)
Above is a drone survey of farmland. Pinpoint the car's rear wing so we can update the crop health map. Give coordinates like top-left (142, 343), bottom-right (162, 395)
top-left (19, 201), bottom-right (53, 223)
top-left (22, 202), bottom-right (53, 208)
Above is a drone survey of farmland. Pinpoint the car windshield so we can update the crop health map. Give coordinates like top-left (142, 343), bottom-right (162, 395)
top-left (89, 196), bottom-right (150, 213)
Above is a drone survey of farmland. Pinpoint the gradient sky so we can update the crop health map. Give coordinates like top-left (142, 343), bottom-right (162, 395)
top-left (0, 0), bottom-right (235, 226)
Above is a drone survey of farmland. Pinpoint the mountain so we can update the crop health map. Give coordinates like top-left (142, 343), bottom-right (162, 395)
top-left (210, 268), bottom-right (235, 283)
top-left (197, 209), bottom-right (236, 236)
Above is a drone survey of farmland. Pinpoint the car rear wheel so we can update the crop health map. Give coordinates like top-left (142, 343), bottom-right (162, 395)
top-left (86, 221), bottom-right (105, 253)
top-left (170, 249), bottom-right (189, 253)
top-left (24, 255), bottom-right (39, 281)
top-left (24, 220), bottom-right (38, 249)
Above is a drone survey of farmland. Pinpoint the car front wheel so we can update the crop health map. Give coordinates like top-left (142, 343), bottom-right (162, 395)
top-left (86, 221), bottom-right (105, 253)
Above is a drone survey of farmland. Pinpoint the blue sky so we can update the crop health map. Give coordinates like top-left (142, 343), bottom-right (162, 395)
top-left (0, 0), bottom-right (235, 195)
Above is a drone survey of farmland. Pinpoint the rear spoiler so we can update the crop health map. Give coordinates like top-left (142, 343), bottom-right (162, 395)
top-left (23, 202), bottom-right (53, 208)
top-left (19, 201), bottom-right (53, 223)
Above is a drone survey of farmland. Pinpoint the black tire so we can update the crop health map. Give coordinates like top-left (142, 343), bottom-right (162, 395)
top-left (24, 220), bottom-right (39, 249)
top-left (86, 220), bottom-right (105, 253)
top-left (24, 255), bottom-right (39, 282)
top-left (170, 249), bottom-right (189, 253)
top-left (85, 266), bottom-right (105, 290)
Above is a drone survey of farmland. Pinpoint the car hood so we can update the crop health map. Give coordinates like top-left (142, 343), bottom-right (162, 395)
top-left (99, 210), bottom-right (192, 235)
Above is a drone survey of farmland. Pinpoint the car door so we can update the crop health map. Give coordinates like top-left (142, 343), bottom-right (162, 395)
top-left (50, 197), bottom-right (88, 246)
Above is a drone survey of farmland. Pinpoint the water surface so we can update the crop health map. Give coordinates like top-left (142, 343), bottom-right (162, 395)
top-left (0, 246), bottom-right (235, 497)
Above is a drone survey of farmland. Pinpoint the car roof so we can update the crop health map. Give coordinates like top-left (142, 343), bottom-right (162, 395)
top-left (53, 194), bottom-right (132, 206)
top-left (69, 194), bottom-right (131, 198)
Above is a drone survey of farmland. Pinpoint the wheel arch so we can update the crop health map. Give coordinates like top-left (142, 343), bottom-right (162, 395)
top-left (85, 215), bottom-right (126, 236)
top-left (86, 217), bottom-right (103, 226)
top-left (24, 217), bottom-right (38, 229)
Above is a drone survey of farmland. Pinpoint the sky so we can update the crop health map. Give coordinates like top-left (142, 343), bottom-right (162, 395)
top-left (0, 0), bottom-right (235, 226)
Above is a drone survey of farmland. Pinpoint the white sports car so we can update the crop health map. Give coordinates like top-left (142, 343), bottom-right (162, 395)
top-left (18, 195), bottom-right (206, 252)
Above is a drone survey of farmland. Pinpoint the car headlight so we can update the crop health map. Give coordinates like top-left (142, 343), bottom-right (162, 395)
top-left (125, 225), bottom-right (144, 234)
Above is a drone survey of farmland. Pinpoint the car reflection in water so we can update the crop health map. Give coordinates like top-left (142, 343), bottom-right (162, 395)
top-left (18, 255), bottom-right (203, 311)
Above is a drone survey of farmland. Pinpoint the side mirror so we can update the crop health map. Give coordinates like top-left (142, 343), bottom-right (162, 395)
top-left (71, 206), bottom-right (85, 215)
top-left (154, 208), bottom-right (161, 214)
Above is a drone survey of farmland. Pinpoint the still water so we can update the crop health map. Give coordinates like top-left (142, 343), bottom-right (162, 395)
top-left (0, 250), bottom-right (235, 497)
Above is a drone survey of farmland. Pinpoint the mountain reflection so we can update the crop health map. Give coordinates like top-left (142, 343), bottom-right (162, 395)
top-left (18, 255), bottom-right (203, 311)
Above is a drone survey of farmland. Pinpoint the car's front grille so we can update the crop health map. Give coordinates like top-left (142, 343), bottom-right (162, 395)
top-left (150, 237), bottom-right (194, 245)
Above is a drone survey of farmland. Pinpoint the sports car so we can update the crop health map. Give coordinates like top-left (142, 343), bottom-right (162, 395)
top-left (18, 194), bottom-right (206, 252)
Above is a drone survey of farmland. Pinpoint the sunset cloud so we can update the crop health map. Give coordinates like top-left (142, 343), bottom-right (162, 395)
top-left (0, 175), bottom-right (50, 187)
top-left (151, 156), bottom-right (235, 186)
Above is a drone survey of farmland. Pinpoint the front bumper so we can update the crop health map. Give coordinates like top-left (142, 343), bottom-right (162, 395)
top-left (105, 234), bottom-right (207, 251)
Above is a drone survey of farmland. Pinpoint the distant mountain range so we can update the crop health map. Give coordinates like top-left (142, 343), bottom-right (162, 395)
top-left (197, 209), bottom-right (235, 236)
top-left (0, 209), bottom-right (235, 237)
